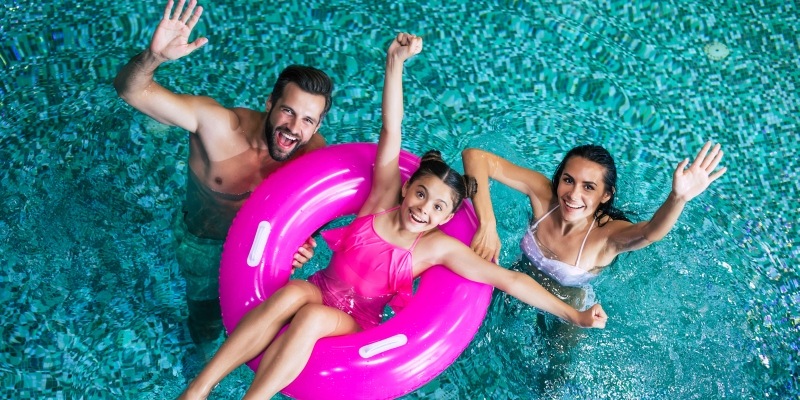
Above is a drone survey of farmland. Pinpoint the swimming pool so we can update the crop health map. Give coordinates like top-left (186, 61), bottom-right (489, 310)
top-left (1, 0), bottom-right (797, 398)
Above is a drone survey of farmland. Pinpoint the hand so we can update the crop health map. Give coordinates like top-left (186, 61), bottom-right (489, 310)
top-left (577, 303), bottom-right (607, 329)
top-left (672, 142), bottom-right (727, 202)
top-left (387, 32), bottom-right (423, 64)
top-left (291, 236), bottom-right (317, 271)
top-left (150, 0), bottom-right (208, 62)
top-left (470, 225), bottom-right (502, 264)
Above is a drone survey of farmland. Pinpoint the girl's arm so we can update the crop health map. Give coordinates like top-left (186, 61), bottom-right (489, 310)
top-left (461, 148), bottom-right (553, 262)
top-left (428, 235), bottom-right (607, 328)
top-left (608, 142), bottom-right (727, 253)
top-left (358, 33), bottom-right (423, 216)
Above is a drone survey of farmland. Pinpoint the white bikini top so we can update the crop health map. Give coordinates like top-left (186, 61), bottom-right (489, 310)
top-left (520, 206), bottom-right (598, 287)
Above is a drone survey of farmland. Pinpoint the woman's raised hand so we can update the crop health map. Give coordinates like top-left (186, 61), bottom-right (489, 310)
top-left (672, 142), bottom-right (727, 202)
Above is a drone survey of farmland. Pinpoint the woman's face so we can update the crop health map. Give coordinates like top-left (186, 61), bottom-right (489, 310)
top-left (400, 175), bottom-right (456, 232)
top-left (556, 156), bottom-right (612, 222)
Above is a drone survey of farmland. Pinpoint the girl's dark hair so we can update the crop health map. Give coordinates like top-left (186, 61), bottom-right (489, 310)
top-left (408, 150), bottom-right (477, 212)
top-left (270, 65), bottom-right (334, 122)
top-left (551, 145), bottom-right (630, 225)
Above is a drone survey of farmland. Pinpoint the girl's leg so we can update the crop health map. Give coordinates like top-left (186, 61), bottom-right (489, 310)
top-left (178, 280), bottom-right (322, 400)
top-left (242, 304), bottom-right (360, 400)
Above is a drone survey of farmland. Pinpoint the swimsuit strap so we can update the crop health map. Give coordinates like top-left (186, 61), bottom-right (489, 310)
top-left (375, 206), bottom-right (402, 217)
top-left (574, 216), bottom-right (597, 267)
top-left (408, 230), bottom-right (424, 251)
top-left (375, 205), bottom-right (424, 251)
top-left (531, 205), bottom-right (560, 229)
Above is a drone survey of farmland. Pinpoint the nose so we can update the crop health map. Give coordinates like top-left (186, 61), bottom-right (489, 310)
top-left (288, 117), bottom-right (302, 135)
top-left (419, 200), bottom-right (434, 214)
top-left (566, 185), bottom-right (579, 199)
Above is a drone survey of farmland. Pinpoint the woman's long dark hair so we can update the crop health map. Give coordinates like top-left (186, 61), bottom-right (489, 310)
top-left (551, 145), bottom-right (630, 225)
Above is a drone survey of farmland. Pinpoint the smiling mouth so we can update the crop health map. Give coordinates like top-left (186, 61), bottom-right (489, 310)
top-left (276, 130), bottom-right (299, 148)
top-left (563, 199), bottom-right (584, 210)
top-left (409, 211), bottom-right (428, 224)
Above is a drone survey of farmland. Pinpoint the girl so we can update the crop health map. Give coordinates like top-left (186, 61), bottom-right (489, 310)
top-left (179, 33), bottom-right (606, 400)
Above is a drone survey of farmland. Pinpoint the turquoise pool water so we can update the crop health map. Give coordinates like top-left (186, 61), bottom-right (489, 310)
top-left (1, 0), bottom-right (797, 398)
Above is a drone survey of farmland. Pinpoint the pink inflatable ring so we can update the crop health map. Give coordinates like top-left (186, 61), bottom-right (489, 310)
top-left (219, 143), bottom-right (493, 400)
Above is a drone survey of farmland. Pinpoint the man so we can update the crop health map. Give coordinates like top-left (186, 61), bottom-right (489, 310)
top-left (114, 0), bottom-right (332, 354)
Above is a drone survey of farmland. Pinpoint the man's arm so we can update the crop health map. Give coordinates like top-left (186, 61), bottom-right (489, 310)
top-left (113, 0), bottom-right (230, 134)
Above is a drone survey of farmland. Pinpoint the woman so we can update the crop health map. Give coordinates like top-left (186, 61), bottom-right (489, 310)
top-left (179, 33), bottom-right (607, 400)
top-left (462, 142), bottom-right (727, 288)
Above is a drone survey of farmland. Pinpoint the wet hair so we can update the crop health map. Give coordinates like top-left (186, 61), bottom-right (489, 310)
top-left (269, 65), bottom-right (334, 122)
top-left (551, 145), bottom-right (630, 225)
top-left (407, 150), bottom-right (478, 213)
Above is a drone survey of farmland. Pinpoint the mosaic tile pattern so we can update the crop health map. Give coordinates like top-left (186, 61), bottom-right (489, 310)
top-left (0, 0), bottom-right (797, 398)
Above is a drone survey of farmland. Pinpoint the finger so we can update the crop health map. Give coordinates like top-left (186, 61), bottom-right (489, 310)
top-left (163, 0), bottom-right (175, 20)
top-left (691, 141), bottom-right (712, 167)
top-left (493, 248), bottom-right (501, 265)
top-left (293, 253), bottom-right (308, 265)
top-left (186, 6), bottom-right (203, 29)
top-left (699, 143), bottom-right (721, 170)
top-left (306, 236), bottom-right (317, 248)
top-left (188, 37), bottom-right (208, 52)
top-left (181, 0), bottom-right (198, 24)
top-left (708, 166), bottom-right (727, 182)
top-left (173, 0), bottom-right (186, 21)
top-left (674, 158), bottom-right (689, 179)
top-left (705, 147), bottom-right (723, 172)
top-left (412, 36), bottom-right (423, 53)
top-left (297, 246), bottom-right (312, 258)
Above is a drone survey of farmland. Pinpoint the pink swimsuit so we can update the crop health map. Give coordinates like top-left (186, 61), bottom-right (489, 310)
top-left (307, 207), bottom-right (420, 329)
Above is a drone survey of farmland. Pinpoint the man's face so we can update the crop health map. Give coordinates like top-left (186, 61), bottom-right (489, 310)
top-left (264, 82), bottom-right (327, 161)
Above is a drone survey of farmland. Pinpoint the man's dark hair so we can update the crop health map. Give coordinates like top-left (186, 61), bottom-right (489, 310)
top-left (270, 65), bottom-right (334, 122)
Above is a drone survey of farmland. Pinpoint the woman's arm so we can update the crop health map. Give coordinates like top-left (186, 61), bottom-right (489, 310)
top-left (461, 148), bottom-right (553, 262)
top-left (608, 142), bottom-right (727, 253)
top-left (429, 235), bottom-right (607, 328)
top-left (359, 33), bottom-right (423, 215)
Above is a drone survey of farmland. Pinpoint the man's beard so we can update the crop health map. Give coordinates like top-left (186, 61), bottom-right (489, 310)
top-left (264, 113), bottom-right (301, 162)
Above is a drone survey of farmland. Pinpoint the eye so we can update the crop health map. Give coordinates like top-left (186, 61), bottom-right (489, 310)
top-left (563, 176), bottom-right (573, 184)
top-left (584, 184), bottom-right (595, 191)
top-left (304, 117), bottom-right (314, 125)
top-left (282, 107), bottom-right (294, 115)
top-left (434, 204), bottom-right (443, 212)
top-left (416, 190), bottom-right (425, 199)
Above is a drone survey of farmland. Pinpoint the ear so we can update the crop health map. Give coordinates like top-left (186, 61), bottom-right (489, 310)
top-left (601, 187), bottom-right (613, 204)
top-left (265, 95), bottom-right (273, 112)
top-left (401, 180), bottom-right (409, 198)
top-left (438, 213), bottom-right (455, 226)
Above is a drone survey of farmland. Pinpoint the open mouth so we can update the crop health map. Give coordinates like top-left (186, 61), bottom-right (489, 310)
top-left (276, 130), bottom-right (299, 149)
top-left (563, 199), bottom-right (585, 210)
top-left (409, 211), bottom-right (428, 224)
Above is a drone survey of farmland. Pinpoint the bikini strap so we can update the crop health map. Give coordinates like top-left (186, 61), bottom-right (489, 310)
top-left (574, 216), bottom-right (597, 267)
top-left (531, 205), bottom-right (560, 229)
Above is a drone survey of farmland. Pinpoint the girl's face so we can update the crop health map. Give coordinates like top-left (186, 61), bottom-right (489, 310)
top-left (556, 157), bottom-right (612, 222)
top-left (400, 175), bottom-right (456, 232)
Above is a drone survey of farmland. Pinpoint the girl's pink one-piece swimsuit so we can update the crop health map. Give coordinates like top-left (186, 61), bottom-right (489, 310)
top-left (308, 207), bottom-right (421, 329)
